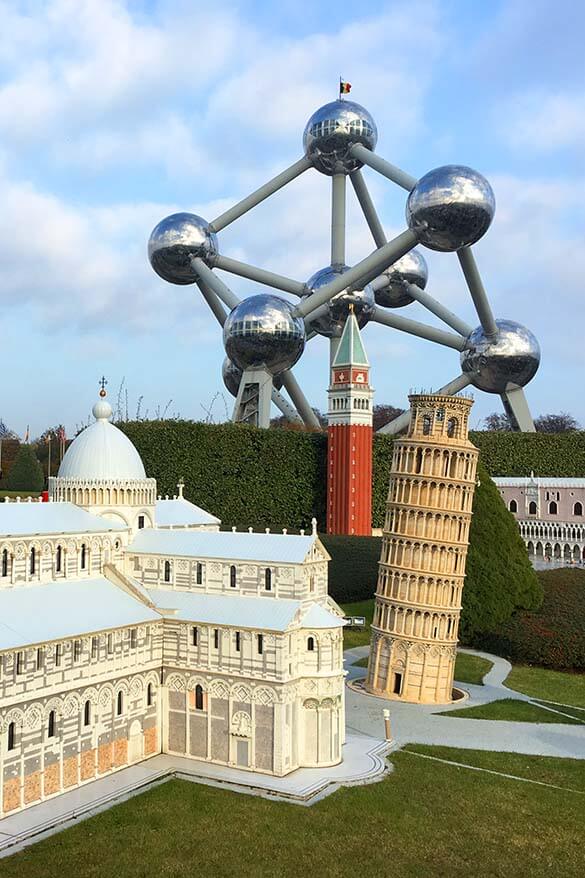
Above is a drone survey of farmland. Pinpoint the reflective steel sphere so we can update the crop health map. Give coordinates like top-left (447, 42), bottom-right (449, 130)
top-left (222, 356), bottom-right (283, 396)
top-left (406, 165), bottom-right (495, 252)
top-left (302, 265), bottom-right (375, 337)
top-left (223, 295), bottom-right (305, 375)
top-left (460, 319), bottom-right (540, 393)
top-left (374, 249), bottom-right (428, 309)
top-left (148, 212), bottom-right (218, 284)
top-left (303, 100), bottom-right (377, 175)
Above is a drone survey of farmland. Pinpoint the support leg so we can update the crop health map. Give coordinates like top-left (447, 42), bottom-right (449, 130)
top-left (501, 386), bottom-right (536, 432)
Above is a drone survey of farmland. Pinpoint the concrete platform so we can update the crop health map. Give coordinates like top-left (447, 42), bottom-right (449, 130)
top-left (0, 731), bottom-right (390, 858)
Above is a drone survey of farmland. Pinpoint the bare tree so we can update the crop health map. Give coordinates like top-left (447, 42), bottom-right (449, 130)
top-left (534, 412), bottom-right (580, 433)
top-left (373, 404), bottom-right (406, 432)
top-left (483, 412), bottom-right (512, 431)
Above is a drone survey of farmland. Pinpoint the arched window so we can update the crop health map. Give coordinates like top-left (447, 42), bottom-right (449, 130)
top-left (81, 544), bottom-right (87, 570)
top-left (235, 631), bottom-right (241, 652)
top-left (30, 547), bottom-right (36, 575)
top-left (192, 626), bottom-right (198, 646)
top-left (138, 515), bottom-right (145, 529)
top-left (447, 418), bottom-right (458, 438)
top-left (47, 710), bottom-right (56, 738)
top-left (529, 501), bottom-right (537, 515)
top-left (196, 562), bottom-right (203, 585)
top-left (84, 700), bottom-right (91, 726)
top-left (307, 636), bottom-right (315, 652)
top-left (56, 545), bottom-right (62, 573)
top-left (1, 549), bottom-right (7, 577)
top-left (117, 691), bottom-right (123, 715)
top-left (549, 501), bottom-right (558, 515)
top-left (230, 565), bottom-right (237, 588)
top-left (422, 414), bottom-right (432, 436)
top-left (415, 448), bottom-right (423, 474)
top-left (147, 683), bottom-right (153, 707)
top-left (164, 560), bottom-right (171, 582)
top-left (509, 499), bottom-right (518, 513)
top-left (195, 684), bottom-right (204, 710)
top-left (265, 568), bottom-right (272, 591)
top-left (7, 722), bottom-right (15, 751)
top-left (574, 502), bottom-right (583, 516)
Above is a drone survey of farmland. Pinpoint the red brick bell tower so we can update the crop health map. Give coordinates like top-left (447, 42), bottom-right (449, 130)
top-left (327, 311), bottom-right (373, 535)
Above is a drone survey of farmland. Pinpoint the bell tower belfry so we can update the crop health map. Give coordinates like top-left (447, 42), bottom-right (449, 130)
top-left (327, 312), bottom-right (373, 535)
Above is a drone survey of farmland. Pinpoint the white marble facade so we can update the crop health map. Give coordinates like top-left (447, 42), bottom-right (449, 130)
top-left (0, 395), bottom-right (345, 819)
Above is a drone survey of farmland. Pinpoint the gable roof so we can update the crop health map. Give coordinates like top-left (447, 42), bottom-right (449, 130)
top-left (0, 502), bottom-right (127, 538)
top-left (155, 497), bottom-right (220, 528)
top-left (147, 589), bottom-right (300, 632)
top-left (127, 528), bottom-right (318, 564)
top-left (332, 311), bottom-right (369, 368)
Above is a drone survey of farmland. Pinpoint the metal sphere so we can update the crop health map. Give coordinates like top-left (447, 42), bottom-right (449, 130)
top-left (302, 265), bottom-right (375, 338)
top-left (406, 165), bottom-right (495, 252)
top-left (460, 319), bottom-right (540, 394)
top-left (148, 212), bottom-right (218, 285)
top-left (223, 295), bottom-right (305, 376)
top-left (222, 356), bottom-right (283, 397)
top-left (374, 249), bottom-right (428, 309)
top-left (303, 100), bottom-right (377, 176)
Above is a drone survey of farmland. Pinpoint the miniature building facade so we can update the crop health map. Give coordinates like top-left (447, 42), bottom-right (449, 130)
top-left (493, 476), bottom-right (585, 563)
top-left (366, 394), bottom-right (479, 703)
top-left (0, 394), bottom-right (345, 821)
top-left (327, 312), bottom-right (373, 535)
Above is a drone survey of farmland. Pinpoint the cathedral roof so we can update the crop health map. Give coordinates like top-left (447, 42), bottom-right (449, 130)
top-left (58, 397), bottom-right (147, 482)
top-left (128, 528), bottom-right (320, 564)
top-left (0, 501), bottom-right (126, 538)
top-left (155, 497), bottom-right (220, 528)
top-left (332, 312), bottom-right (369, 368)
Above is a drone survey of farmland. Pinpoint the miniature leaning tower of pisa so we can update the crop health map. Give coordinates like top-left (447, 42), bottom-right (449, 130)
top-left (366, 393), bottom-right (479, 704)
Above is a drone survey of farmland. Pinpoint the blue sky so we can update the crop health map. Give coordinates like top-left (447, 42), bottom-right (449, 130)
top-left (0, 0), bottom-right (583, 437)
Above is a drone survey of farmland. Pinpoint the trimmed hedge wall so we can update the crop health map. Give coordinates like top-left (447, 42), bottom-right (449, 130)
top-left (469, 430), bottom-right (585, 477)
top-left (121, 421), bottom-right (542, 636)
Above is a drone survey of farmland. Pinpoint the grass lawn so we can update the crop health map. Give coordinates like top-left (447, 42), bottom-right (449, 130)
top-left (340, 599), bottom-right (374, 650)
top-left (454, 651), bottom-right (493, 685)
top-left (505, 664), bottom-right (585, 708)
top-left (438, 698), bottom-right (585, 724)
top-left (3, 747), bottom-right (585, 878)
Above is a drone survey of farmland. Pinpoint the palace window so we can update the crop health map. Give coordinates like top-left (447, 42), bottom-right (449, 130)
top-left (195, 685), bottom-right (204, 711)
top-left (196, 562), bottom-right (203, 585)
top-left (81, 543), bottom-right (87, 570)
top-left (7, 722), bottom-right (15, 751)
top-left (549, 501), bottom-right (558, 515)
top-left (84, 700), bottom-right (91, 726)
top-left (117, 691), bottom-right (124, 716)
top-left (230, 565), bottom-right (237, 588)
top-left (265, 568), bottom-right (272, 591)
top-left (30, 547), bottom-right (36, 575)
top-left (192, 626), bottom-right (198, 646)
top-left (529, 501), bottom-right (537, 515)
top-left (257, 634), bottom-right (264, 655)
top-left (47, 710), bottom-right (56, 738)
top-left (509, 499), bottom-right (518, 513)
top-left (1, 548), bottom-right (7, 577)
top-left (307, 636), bottom-right (315, 652)
top-left (574, 502), bottom-right (583, 517)
top-left (147, 683), bottom-right (154, 707)
top-left (56, 545), bottom-right (62, 573)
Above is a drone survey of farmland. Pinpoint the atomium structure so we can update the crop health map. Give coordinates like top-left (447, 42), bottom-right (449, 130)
top-left (148, 96), bottom-right (540, 433)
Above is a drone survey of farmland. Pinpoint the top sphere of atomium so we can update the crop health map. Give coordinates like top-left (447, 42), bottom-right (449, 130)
top-left (406, 165), bottom-right (495, 252)
top-left (302, 265), bottom-right (375, 338)
top-left (303, 100), bottom-right (377, 175)
top-left (223, 294), bottom-right (305, 376)
top-left (148, 212), bottom-right (218, 285)
top-left (374, 249), bottom-right (428, 309)
top-left (460, 319), bottom-right (540, 393)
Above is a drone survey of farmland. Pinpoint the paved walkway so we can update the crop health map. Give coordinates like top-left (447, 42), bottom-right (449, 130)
top-left (344, 647), bottom-right (585, 760)
top-left (0, 731), bottom-right (390, 858)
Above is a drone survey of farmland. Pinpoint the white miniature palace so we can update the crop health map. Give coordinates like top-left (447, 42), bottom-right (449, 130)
top-left (0, 392), bottom-right (345, 819)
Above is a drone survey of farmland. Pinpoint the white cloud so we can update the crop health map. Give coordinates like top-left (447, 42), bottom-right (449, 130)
top-left (496, 91), bottom-right (585, 152)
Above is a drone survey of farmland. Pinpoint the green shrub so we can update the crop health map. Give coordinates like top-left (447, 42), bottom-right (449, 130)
top-left (473, 568), bottom-right (585, 670)
top-left (321, 535), bottom-right (382, 603)
top-left (5, 444), bottom-right (44, 492)
top-left (469, 430), bottom-right (585, 477)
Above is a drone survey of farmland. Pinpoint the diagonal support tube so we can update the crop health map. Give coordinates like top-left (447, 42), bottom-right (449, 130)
top-left (501, 386), bottom-right (536, 432)
top-left (213, 254), bottom-right (306, 296)
top-left (350, 169), bottom-right (387, 248)
top-left (295, 229), bottom-right (418, 318)
top-left (457, 247), bottom-right (498, 338)
top-left (191, 257), bottom-right (240, 311)
top-left (210, 156), bottom-right (312, 233)
top-left (349, 144), bottom-right (418, 191)
top-left (405, 283), bottom-right (473, 337)
top-left (331, 173), bottom-right (346, 266)
top-left (377, 373), bottom-right (473, 435)
top-left (371, 306), bottom-right (467, 350)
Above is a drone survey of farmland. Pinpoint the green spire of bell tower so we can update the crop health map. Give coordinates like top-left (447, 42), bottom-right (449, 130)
top-left (332, 311), bottom-right (369, 368)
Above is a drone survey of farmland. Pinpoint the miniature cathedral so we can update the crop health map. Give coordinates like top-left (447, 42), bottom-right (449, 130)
top-left (366, 394), bottom-right (479, 703)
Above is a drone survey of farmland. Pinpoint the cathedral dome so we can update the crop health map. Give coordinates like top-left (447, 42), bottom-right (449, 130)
top-left (58, 398), bottom-right (146, 481)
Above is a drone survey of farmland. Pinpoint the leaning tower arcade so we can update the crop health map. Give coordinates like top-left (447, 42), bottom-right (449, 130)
top-left (366, 394), bottom-right (479, 704)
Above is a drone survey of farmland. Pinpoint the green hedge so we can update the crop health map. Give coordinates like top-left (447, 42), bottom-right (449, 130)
top-left (469, 431), bottom-right (585, 477)
top-left (121, 421), bottom-right (541, 636)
